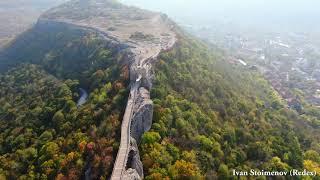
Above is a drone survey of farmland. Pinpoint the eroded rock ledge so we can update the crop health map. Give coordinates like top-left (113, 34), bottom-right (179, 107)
top-left (131, 87), bottom-right (153, 142)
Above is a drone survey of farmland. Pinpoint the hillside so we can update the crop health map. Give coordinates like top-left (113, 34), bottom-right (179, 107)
top-left (0, 35), bottom-right (129, 178)
top-left (0, 0), bottom-right (175, 179)
top-left (0, 0), bottom-right (319, 179)
top-left (0, 64), bottom-right (127, 178)
top-left (0, 1), bottom-right (134, 178)
top-left (139, 34), bottom-right (320, 179)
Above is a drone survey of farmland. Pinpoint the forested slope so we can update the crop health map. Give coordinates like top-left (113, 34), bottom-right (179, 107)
top-left (140, 34), bottom-right (320, 179)
top-left (0, 22), bottom-right (130, 179)
top-left (0, 1), bottom-right (320, 179)
top-left (0, 21), bottom-right (128, 88)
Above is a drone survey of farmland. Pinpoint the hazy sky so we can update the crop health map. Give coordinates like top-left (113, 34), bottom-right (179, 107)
top-left (120, 0), bottom-right (319, 17)
top-left (120, 0), bottom-right (320, 32)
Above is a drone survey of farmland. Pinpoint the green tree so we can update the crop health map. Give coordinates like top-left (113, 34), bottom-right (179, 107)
top-left (52, 110), bottom-right (65, 129)
top-left (141, 132), bottom-right (161, 145)
top-left (218, 164), bottom-right (229, 180)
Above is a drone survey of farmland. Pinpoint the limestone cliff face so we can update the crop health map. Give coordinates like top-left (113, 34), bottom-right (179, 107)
top-left (123, 83), bottom-right (154, 179)
top-left (124, 138), bottom-right (144, 179)
top-left (131, 87), bottom-right (154, 143)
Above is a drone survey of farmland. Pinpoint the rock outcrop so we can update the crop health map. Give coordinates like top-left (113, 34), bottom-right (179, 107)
top-left (123, 169), bottom-right (141, 180)
top-left (131, 87), bottom-right (153, 143)
top-left (125, 138), bottom-right (144, 179)
top-left (26, 0), bottom-right (177, 179)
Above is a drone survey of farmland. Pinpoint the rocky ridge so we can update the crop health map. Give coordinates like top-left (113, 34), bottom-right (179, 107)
top-left (40, 0), bottom-right (176, 179)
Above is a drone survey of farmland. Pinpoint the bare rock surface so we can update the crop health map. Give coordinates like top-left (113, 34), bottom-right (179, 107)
top-left (126, 138), bottom-right (144, 178)
top-left (123, 169), bottom-right (141, 180)
top-left (41, 0), bottom-right (176, 65)
top-left (131, 87), bottom-right (153, 142)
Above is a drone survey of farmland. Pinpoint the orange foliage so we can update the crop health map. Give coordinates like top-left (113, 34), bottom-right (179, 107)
top-left (78, 141), bottom-right (87, 152)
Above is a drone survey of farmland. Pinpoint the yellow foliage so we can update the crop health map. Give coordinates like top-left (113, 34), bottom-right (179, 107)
top-left (169, 160), bottom-right (202, 179)
top-left (304, 160), bottom-right (320, 175)
top-left (66, 152), bottom-right (76, 162)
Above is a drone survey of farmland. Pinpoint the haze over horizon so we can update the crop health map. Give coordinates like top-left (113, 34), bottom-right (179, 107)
top-left (120, 0), bottom-right (320, 33)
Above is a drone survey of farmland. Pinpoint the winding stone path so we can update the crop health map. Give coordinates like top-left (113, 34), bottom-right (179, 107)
top-left (111, 83), bottom-right (139, 179)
